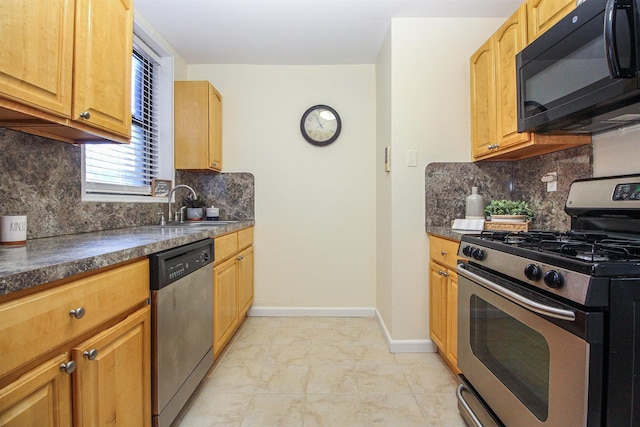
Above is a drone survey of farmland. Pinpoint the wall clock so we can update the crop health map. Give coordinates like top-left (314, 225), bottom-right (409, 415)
top-left (300, 104), bottom-right (342, 146)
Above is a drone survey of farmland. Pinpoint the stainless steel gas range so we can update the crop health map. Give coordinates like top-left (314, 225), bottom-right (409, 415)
top-left (455, 175), bottom-right (640, 427)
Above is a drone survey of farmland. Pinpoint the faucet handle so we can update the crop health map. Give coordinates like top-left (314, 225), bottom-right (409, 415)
top-left (157, 212), bottom-right (166, 226)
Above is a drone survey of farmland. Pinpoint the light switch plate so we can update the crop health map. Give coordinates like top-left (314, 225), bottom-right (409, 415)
top-left (407, 150), bottom-right (418, 167)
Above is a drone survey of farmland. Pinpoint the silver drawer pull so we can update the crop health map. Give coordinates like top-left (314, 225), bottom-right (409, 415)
top-left (79, 111), bottom-right (91, 120)
top-left (440, 250), bottom-right (448, 255)
top-left (83, 348), bottom-right (98, 360)
top-left (69, 307), bottom-right (85, 319)
top-left (60, 361), bottom-right (76, 374)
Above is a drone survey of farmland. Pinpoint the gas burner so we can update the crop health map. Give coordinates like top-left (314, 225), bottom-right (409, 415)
top-left (575, 252), bottom-right (610, 262)
top-left (505, 233), bottom-right (532, 245)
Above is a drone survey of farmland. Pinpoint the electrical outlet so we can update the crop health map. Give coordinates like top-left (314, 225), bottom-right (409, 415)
top-left (542, 172), bottom-right (558, 192)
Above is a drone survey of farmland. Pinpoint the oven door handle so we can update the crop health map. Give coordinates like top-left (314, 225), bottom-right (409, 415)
top-left (457, 264), bottom-right (576, 321)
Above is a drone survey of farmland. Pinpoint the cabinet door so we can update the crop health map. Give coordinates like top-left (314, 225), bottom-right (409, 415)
top-left (175, 81), bottom-right (223, 171)
top-left (208, 84), bottom-right (223, 171)
top-left (73, 307), bottom-right (151, 427)
top-left (495, 5), bottom-right (531, 150)
top-left (470, 38), bottom-right (496, 159)
top-left (0, 354), bottom-right (72, 426)
top-left (0, 0), bottom-right (73, 117)
top-left (238, 246), bottom-right (254, 317)
top-left (527, 0), bottom-right (577, 42)
top-left (429, 261), bottom-right (448, 352)
top-left (445, 271), bottom-right (460, 373)
top-left (73, 0), bottom-right (133, 137)
top-left (213, 258), bottom-right (239, 358)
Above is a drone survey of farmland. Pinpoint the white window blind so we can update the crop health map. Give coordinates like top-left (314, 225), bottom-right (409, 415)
top-left (84, 42), bottom-right (160, 195)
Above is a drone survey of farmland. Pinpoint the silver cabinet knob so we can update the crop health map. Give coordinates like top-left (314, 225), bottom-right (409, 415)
top-left (79, 111), bottom-right (91, 119)
top-left (440, 250), bottom-right (447, 255)
top-left (237, 255), bottom-right (244, 261)
top-left (83, 348), bottom-right (98, 360)
top-left (69, 307), bottom-right (85, 319)
top-left (60, 361), bottom-right (76, 374)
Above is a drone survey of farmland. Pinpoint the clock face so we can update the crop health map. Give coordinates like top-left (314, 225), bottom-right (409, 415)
top-left (300, 105), bottom-right (341, 146)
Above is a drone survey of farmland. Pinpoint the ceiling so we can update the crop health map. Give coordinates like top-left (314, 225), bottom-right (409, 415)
top-left (134, 0), bottom-right (523, 65)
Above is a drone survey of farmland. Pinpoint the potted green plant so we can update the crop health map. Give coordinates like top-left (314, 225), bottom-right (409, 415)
top-left (484, 199), bottom-right (535, 222)
top-left (183, 195), bottom-right (207, 220)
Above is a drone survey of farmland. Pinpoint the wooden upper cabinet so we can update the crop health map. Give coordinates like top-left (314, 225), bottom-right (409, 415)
top-left (175, 81), bottom-right (223, 171)
top-left (470, 37), bottom-right (496, 158)
top-left (495, 6), bottom-right (529, 149)
top-left (0, 0), bottom-right (74, 117)
top-left (72, 0), bottom-right (133, 138)
top-left (470, 3), bottom-right (590, 161)
top-left (0, 0), bottom-right (132, 144)
top-left (527, 0), bottom-right (578, 42)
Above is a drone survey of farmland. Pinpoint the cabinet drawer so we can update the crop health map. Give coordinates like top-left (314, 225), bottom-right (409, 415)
top-left (237, 227), bottom-right (253, 251)
top-left (0, 259), bottom-right (149, 379)
top-left (214, 233), bottom-right (238, 265)
top-left (429, 236), bottom-right (460, 270)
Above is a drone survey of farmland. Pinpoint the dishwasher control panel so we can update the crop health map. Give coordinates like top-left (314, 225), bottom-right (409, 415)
top-left (149, 239), bottom-right (214, 290)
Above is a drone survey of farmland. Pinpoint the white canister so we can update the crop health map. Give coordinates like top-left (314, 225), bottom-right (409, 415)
top-left (465, 187), bottom-right (485, 219)
top-left (0, 215), bottom-right (27, 245)
top-left (206, 207), bottom-right (220, 220)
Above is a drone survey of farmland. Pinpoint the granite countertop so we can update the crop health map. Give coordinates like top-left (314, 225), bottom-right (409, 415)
top-left (426, 226), bottom-right (473, 242)
top-left (0, 220), bottom-right (254, 297)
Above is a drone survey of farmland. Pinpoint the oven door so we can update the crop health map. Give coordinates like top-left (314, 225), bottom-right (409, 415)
top-left (457, 263), bottom-right (603, 427)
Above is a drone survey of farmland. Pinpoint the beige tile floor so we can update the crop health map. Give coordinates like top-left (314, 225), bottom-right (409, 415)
top-left (175, 316), bottom-right (466, 427)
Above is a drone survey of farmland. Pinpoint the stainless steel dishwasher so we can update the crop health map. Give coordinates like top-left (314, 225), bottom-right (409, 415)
top-left (149, 239), bottom-right (214, 427)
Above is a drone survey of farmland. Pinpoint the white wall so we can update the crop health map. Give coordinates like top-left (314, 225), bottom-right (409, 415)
top-left (376, 18), bottom-right (504, 342)
top-left (376, 28), bottom-right (394, 333)
top-left (186, 65), bottom-right (377, 310)
top-left (592, 124), bottom-right (640, 176)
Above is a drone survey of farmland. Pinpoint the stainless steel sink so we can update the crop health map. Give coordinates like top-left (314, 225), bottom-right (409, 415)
top-left (154, 221), bottom-right (240, 228)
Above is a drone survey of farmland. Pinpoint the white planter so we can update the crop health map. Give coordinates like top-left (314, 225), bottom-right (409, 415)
top-left (186, 208), bottom-right (204, 220)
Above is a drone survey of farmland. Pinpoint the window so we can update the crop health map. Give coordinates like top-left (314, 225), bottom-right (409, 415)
top-left (82, 27), bottom-right (173, 201)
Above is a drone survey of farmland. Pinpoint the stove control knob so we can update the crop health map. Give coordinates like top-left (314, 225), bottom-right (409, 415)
top-left (524, 264), bottom-right (542, 281)
top-left (462, 245), bottom-right (473, 257)
top-left (544, 270), bottom-right (563, 288)
top-left (471, 248), bottom-right (485, 261)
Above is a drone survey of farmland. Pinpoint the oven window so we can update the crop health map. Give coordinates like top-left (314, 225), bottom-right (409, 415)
top-left (470, 295), bottom-right (550, 421)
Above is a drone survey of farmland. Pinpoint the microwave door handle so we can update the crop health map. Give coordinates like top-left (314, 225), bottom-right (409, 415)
top-left (457, 264), bottom-right (576, 321)
top-left (605, 0), bottom-right (635, 78)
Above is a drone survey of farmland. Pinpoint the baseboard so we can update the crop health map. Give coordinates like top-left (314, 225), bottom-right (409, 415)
top-left (375, 309), bottom-right (437, 354)
top-left (246, 306), bottom-right (436, 354)
top-left (247, 306), bottom-right (376, 317)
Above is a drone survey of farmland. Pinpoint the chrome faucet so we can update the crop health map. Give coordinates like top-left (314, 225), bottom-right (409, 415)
top-left (167, 184), bottom-right (197, 223)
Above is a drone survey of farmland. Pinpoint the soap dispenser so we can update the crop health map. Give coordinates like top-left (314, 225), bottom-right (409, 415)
top-left (465, 187), bottom-right (484, 219)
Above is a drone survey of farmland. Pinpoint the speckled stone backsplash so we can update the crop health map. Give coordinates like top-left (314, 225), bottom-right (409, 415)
top-left (426, 145), bottom-right (593, 231)
top-left (0, 128), bottom-right (254, 239)
top-left (176, 171), bottom-right (255, 221)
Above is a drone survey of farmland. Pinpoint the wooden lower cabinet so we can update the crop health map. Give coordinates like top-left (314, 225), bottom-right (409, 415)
top-left (0, 353), bottom-right (72, 426)
top-left (428, 236), bottom-right (461, 374)
top-left (212, 227), bottom-right (254, 358)
top-left (237, 246), bottom-right (254, 317)
top-left (213, 258), bottom-right (239, 357)
top-left (0, 259), bottom-right (150, 426)
top-left (73, 306), bottom-right (150, 427)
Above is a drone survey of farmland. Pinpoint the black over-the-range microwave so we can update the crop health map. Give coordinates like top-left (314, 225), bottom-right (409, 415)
top-left (517, 0), bottom-right (640, 134)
